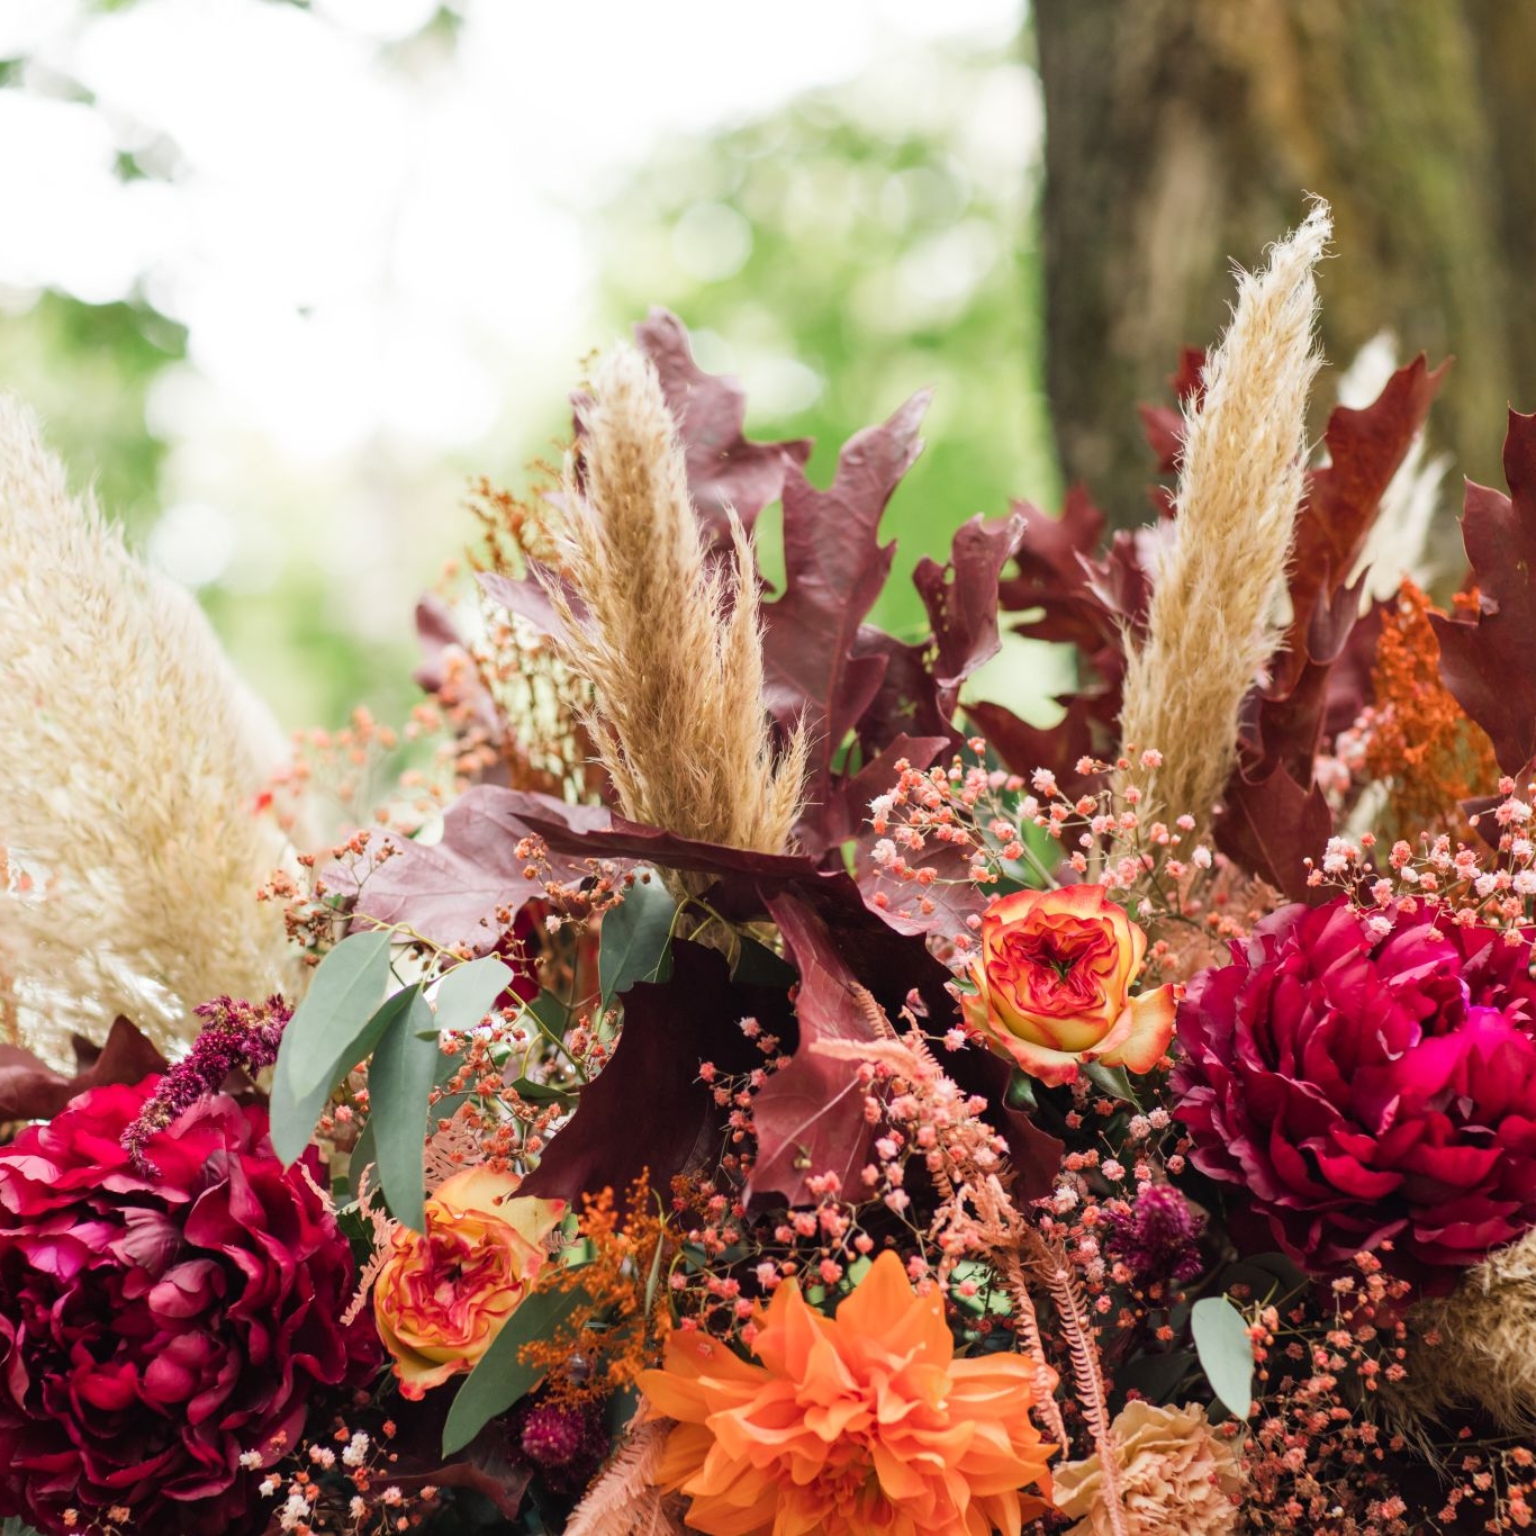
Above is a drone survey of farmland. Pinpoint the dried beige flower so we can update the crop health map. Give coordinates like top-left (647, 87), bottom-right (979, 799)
top-left (1053, 1400), bottom-right (1244, 1536)
top-left (1119, 200), bottom-right (1331, 832)
top-left (0, 394), bottom-right (299, 1059)
top-left (546, 345), bottom-right (805, 891)
top-left (1391, 1225), bottom-right (1536, 1442)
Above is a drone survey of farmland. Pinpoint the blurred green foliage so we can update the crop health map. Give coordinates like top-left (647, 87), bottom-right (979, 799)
top-left (0, 28), bottom-right (1058, 728)
top-left (595, 42), bottom-right (1059, 642)
top-left (0, 292), bottom-right (183, 533)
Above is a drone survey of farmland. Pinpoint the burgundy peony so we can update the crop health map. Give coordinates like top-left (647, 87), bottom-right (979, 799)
top-left (0, 1078), bottom-right (378, 1535)
top-left (1173, 898), bottom-right (1536, 1277)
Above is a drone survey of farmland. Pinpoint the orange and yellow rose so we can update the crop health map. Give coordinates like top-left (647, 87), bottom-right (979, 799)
top-left (639, 1249), bottom-right (1056, 1536)
top-left (964, 884), bottom-right (1177, 1087)
top-left (373, 1167), bottom-right (565, 1398)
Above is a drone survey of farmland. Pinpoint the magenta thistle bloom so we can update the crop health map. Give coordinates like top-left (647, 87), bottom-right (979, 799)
top-left (1173, 897), bottom-right (1536, 1277)
top-left (1105, 1183), bottom-right (1206, 1286)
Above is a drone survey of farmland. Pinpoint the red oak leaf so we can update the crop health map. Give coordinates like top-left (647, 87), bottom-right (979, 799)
top-left (746, 893), bottom-right (887, 1206)
top-left (1430, 409), bottom-right (1536, 774)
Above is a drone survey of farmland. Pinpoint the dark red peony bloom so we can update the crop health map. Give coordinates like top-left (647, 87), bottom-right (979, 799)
top-left (1173, 898), bottom-right (1536, 1277)
top-left (0, 1079), bottom-right (378, 1535)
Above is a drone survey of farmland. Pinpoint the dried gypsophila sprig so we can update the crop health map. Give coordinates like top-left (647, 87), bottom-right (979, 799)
top-left (1118, 200), bottom-right (1332, 837)
top-left (0, 394), bottom-right (300, 1060)
top-left (543, 345), bottom-right (806, 895)
top-left (868, 745), bottom-right (1226, 960)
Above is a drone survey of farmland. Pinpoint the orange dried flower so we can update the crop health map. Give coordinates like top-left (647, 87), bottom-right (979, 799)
top-left (1365, 581), bottom-right (1498, 834)
top-left (638, 1249), bottom-right (1056, 1536)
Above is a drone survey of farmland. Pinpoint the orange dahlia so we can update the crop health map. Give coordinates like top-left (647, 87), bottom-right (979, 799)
top-left (637, 1249), bottom-right (1057, 1536)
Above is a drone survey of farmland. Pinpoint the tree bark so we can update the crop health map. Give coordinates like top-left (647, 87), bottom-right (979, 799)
top-left (1035, 0), bottom-right (1530, 526)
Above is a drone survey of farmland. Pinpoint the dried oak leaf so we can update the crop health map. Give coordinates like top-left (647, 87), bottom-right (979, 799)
top-left (0, 1016), bottom-right (166, 1123)
top-left (760, 392), bottom-right (929, 819)
top-left (633, 308), bottom-right (812, 547)
top-left (1430, 409), bottom-right (1536, 775)
top-left (746, 893), bottom-right (886, 1207)
top-left (518, 941), bottom-right (795, 1212)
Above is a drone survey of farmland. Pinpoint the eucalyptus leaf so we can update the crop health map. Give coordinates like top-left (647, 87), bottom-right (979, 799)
top-left (1191, 1295), bottom-right (1256, 1419)
top-left (276, 929), bottom-right (393, 1100)
top-left (367, 986), bottom-right (440, 1232)
top-left (442, 1283), bottom-right (591, 1455)
top-left (433, 956), bottom-right (514, 1035)
top-left (509, 1076), bottom-right (578, 1108)
top-left (271, 983), bottom-right (414, 1167)
top-left (599, 872), bottom-right (677, 1004)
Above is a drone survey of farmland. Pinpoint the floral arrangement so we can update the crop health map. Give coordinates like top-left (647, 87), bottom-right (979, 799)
top-left (4, 194), bottom-right (1536, 1534)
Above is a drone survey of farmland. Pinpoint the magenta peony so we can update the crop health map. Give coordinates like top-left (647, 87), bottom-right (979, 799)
top-left (1173, 898), bottom-right (1536, 1276)
top-left (0, 1079), bottom-right (378, 1535)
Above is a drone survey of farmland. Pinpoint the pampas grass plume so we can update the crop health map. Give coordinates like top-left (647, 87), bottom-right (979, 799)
top-left (1119, 200), bottom-right (1332, 830)
top-left (0, 394), bottom-right (299, 1060)
top-left (548, 345), bottom-right (805, 883)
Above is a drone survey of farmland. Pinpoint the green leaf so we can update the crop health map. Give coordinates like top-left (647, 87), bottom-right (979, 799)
top-left (733, 935), bottom-right (797, 988)
top-left (1082, 1060), bottom-right (1141, 1108)
top-left (433, 956), bottom-right (513, 1035)
top-left (442, 1282), bottom-right (591, 1455)
top-left (271, 983), bottom-right (415, 1167)
top-left (509, 1076), bottom-right (578, 1108)
top-left (367, 986), bottom-right (440, 1232)
top-left (1191, 1296), bottom-right (1256, 1419)
top-left (599, 872), bottom-right (677, 1004)
top-left (277, 929), bottom-right (394, 1100)
top-left (1005, 1069), bottom-right (1038, 1111)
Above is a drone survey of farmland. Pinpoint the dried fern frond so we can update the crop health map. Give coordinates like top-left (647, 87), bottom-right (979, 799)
top-left (545, 345), bottom-right (805, 892)
top-left (0, 394), bottom-right (299, 1060)
top-left (1119, 200), bottom-right (1332, 832)
top-left (566, 1413), bottom-right (688, 1536)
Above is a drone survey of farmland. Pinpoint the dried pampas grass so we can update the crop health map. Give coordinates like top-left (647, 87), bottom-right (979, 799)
top-left (0, 394), bottom-right (299, 1060)
top-left (1119, 200), bottom-right (1332, 831)
top-left (547, 345), bottom-right (805, 888)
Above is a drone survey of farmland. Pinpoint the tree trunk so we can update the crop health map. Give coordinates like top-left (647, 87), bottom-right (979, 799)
top-left (1035, 0), bottom-right (1531, 527)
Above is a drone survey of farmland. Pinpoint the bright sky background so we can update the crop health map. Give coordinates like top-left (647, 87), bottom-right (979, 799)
top-left (0, 0), bottom-right (1038, 717)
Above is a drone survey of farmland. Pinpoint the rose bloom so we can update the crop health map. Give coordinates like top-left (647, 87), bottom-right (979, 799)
top-left (373, 1168), bottom-right (564, 1397)
top-left (1174, 897), bottom-right (1536, 1274)
top-left (964, 885), bottom-right (1177, 1087)
top-left (638, 1248), bottom-right (1057, 1536)
top-left (0, 1079), bottom-right (376, 1536)
top-left (1053, 1401), bottom-right (1243, 1536)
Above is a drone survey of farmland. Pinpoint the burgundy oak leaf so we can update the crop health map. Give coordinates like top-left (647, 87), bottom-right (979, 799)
top-left (633, 308), bottom-right (812, 548)
top-left (913, 510), bottom-right (1028, 718)
top-left (1430, 409), bottom-right (1536, 775)
top-left (327, 786), bottom-right (611, 954)
top-left (1215, 765), bottom-right (1332, 904)
top-left (518, 942), bottom-right (793, 1211)
top-left (1274, 355), bottom-right (1447, 694)
top-left (761, 391), bottom-right (929, 816)
top-left (0, 1017), bottom-right (166, 1122)
top-left (746, 894), bottom-right (886, 1207)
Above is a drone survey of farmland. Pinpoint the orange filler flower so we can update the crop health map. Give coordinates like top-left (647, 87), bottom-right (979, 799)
top-left (638, 1249), bottom-right (1056, 1536)
top-left (373, 1167), bottom-right (565, 1398)
top-left (963, 884), bottom-right (1177, 1087)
